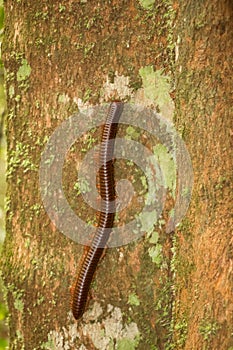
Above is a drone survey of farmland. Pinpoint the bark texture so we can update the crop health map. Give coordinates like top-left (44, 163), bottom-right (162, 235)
top-left (2, 1), bottom-right (174, 349)
top-left (1, 0), bottom-right (232, 349)
top-left (173, 1), bottom-right (233, 349)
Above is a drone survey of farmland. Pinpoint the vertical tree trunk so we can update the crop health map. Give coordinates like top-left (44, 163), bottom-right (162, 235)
top-left (2, 1), bottom-right (175, 349)
top-left (1, 0), bottom-right (232, 349)
top-left (173, 1), bottom-right (233, 349)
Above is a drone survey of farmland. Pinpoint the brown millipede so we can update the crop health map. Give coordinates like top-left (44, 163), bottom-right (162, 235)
top-left (71, 101), bottom-right (124, 320)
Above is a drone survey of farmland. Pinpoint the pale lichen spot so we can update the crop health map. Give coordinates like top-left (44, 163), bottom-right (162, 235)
top-left (101, 73), bottom-right (133, 102)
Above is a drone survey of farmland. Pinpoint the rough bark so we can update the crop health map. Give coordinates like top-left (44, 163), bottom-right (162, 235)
top-left (1, 0), bottom-right (232, 349)
top-left (2, 1), bottom-right (175, 349)
top-left (173, 1), bottom-right (233, 349)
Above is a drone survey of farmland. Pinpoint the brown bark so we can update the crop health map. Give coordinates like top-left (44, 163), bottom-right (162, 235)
top-left (173, 1), bottom-right (233, 349)
top-left (1, 0), bottom-right (232, 349)
top-left (2, 1), bottom-right (174, 349)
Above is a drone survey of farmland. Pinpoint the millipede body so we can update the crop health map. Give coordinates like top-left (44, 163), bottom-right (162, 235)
top-left (71, 101), bottom-right (124, 320)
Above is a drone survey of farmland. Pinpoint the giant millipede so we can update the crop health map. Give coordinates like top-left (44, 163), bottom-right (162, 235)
top-left (71, 101), bottom-right (124, 320)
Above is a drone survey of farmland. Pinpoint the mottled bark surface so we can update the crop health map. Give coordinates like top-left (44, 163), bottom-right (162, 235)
top-left (2, 1), bottom-right (174, 349)
top-left (1, 0), bottom-right (232, 349)
top-left (173, 1), bottom-right (233, 349)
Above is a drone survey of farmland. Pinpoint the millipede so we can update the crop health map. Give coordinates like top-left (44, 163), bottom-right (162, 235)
top-left (71, 101), bottom-right (124, 320)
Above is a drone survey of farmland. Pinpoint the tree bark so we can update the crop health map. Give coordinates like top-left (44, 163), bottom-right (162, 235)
top-left (173, 1), bottom-right (233, 349)
top-left (1, 0), bottom-right (232, 349)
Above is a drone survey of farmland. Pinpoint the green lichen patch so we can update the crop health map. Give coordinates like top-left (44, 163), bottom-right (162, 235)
top-left (14, 297), bottom-right (24, 313)
top-left (73, 177), bottom-right (91, 196)
top-left (199, 319), bottom-right (220, 343)
top-left (7, 141), bottom-right (37, 179)
top-left (16, 59), bottom-right (31, 82)
top-left (128, 293), bottom-right (140, 307)
top-left (137, 210), bottom-right (158, 236)
top-left (138, 0), bottom-right (155, 10)
top-left (125, 126), bottom-right (140, 140)
top-left (153, 144), bottom-right (176, 197)
top-left (148, 231), bottom-right (159, 244)
top-left (116, 336), bottom-right (140, 350)
top-left (139, 66), bottom-right (172, 112)
top-left (173, 318), bottom-right (188, 348)
top-left (148, 244), bottom-right (163, 267)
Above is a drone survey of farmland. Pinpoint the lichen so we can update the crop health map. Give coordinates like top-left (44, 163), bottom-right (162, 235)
top-left (148, 244), bottom-right (163, 267)
top-left (138, 65), bottom-right (174, 118)
top-left (127, 293), bottom-right (140, 307)
top-left (7, 141), bottom-right (37, 179)
top-left (153, 143), bottom-right (176, 197)
top-left (16, 58), bottom-right (31, 82)
top-left (138, 0), bottom-right (155, 10)
top-left (42, 304), bottom-right (140, 349)
top-left (101, 73), bottom-right (133, 102)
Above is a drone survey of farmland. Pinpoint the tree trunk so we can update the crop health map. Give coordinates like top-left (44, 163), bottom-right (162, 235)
top-left (173, 1), bottom-right (233, 349)
top-left (1, 0), bottom-right (232, 350)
